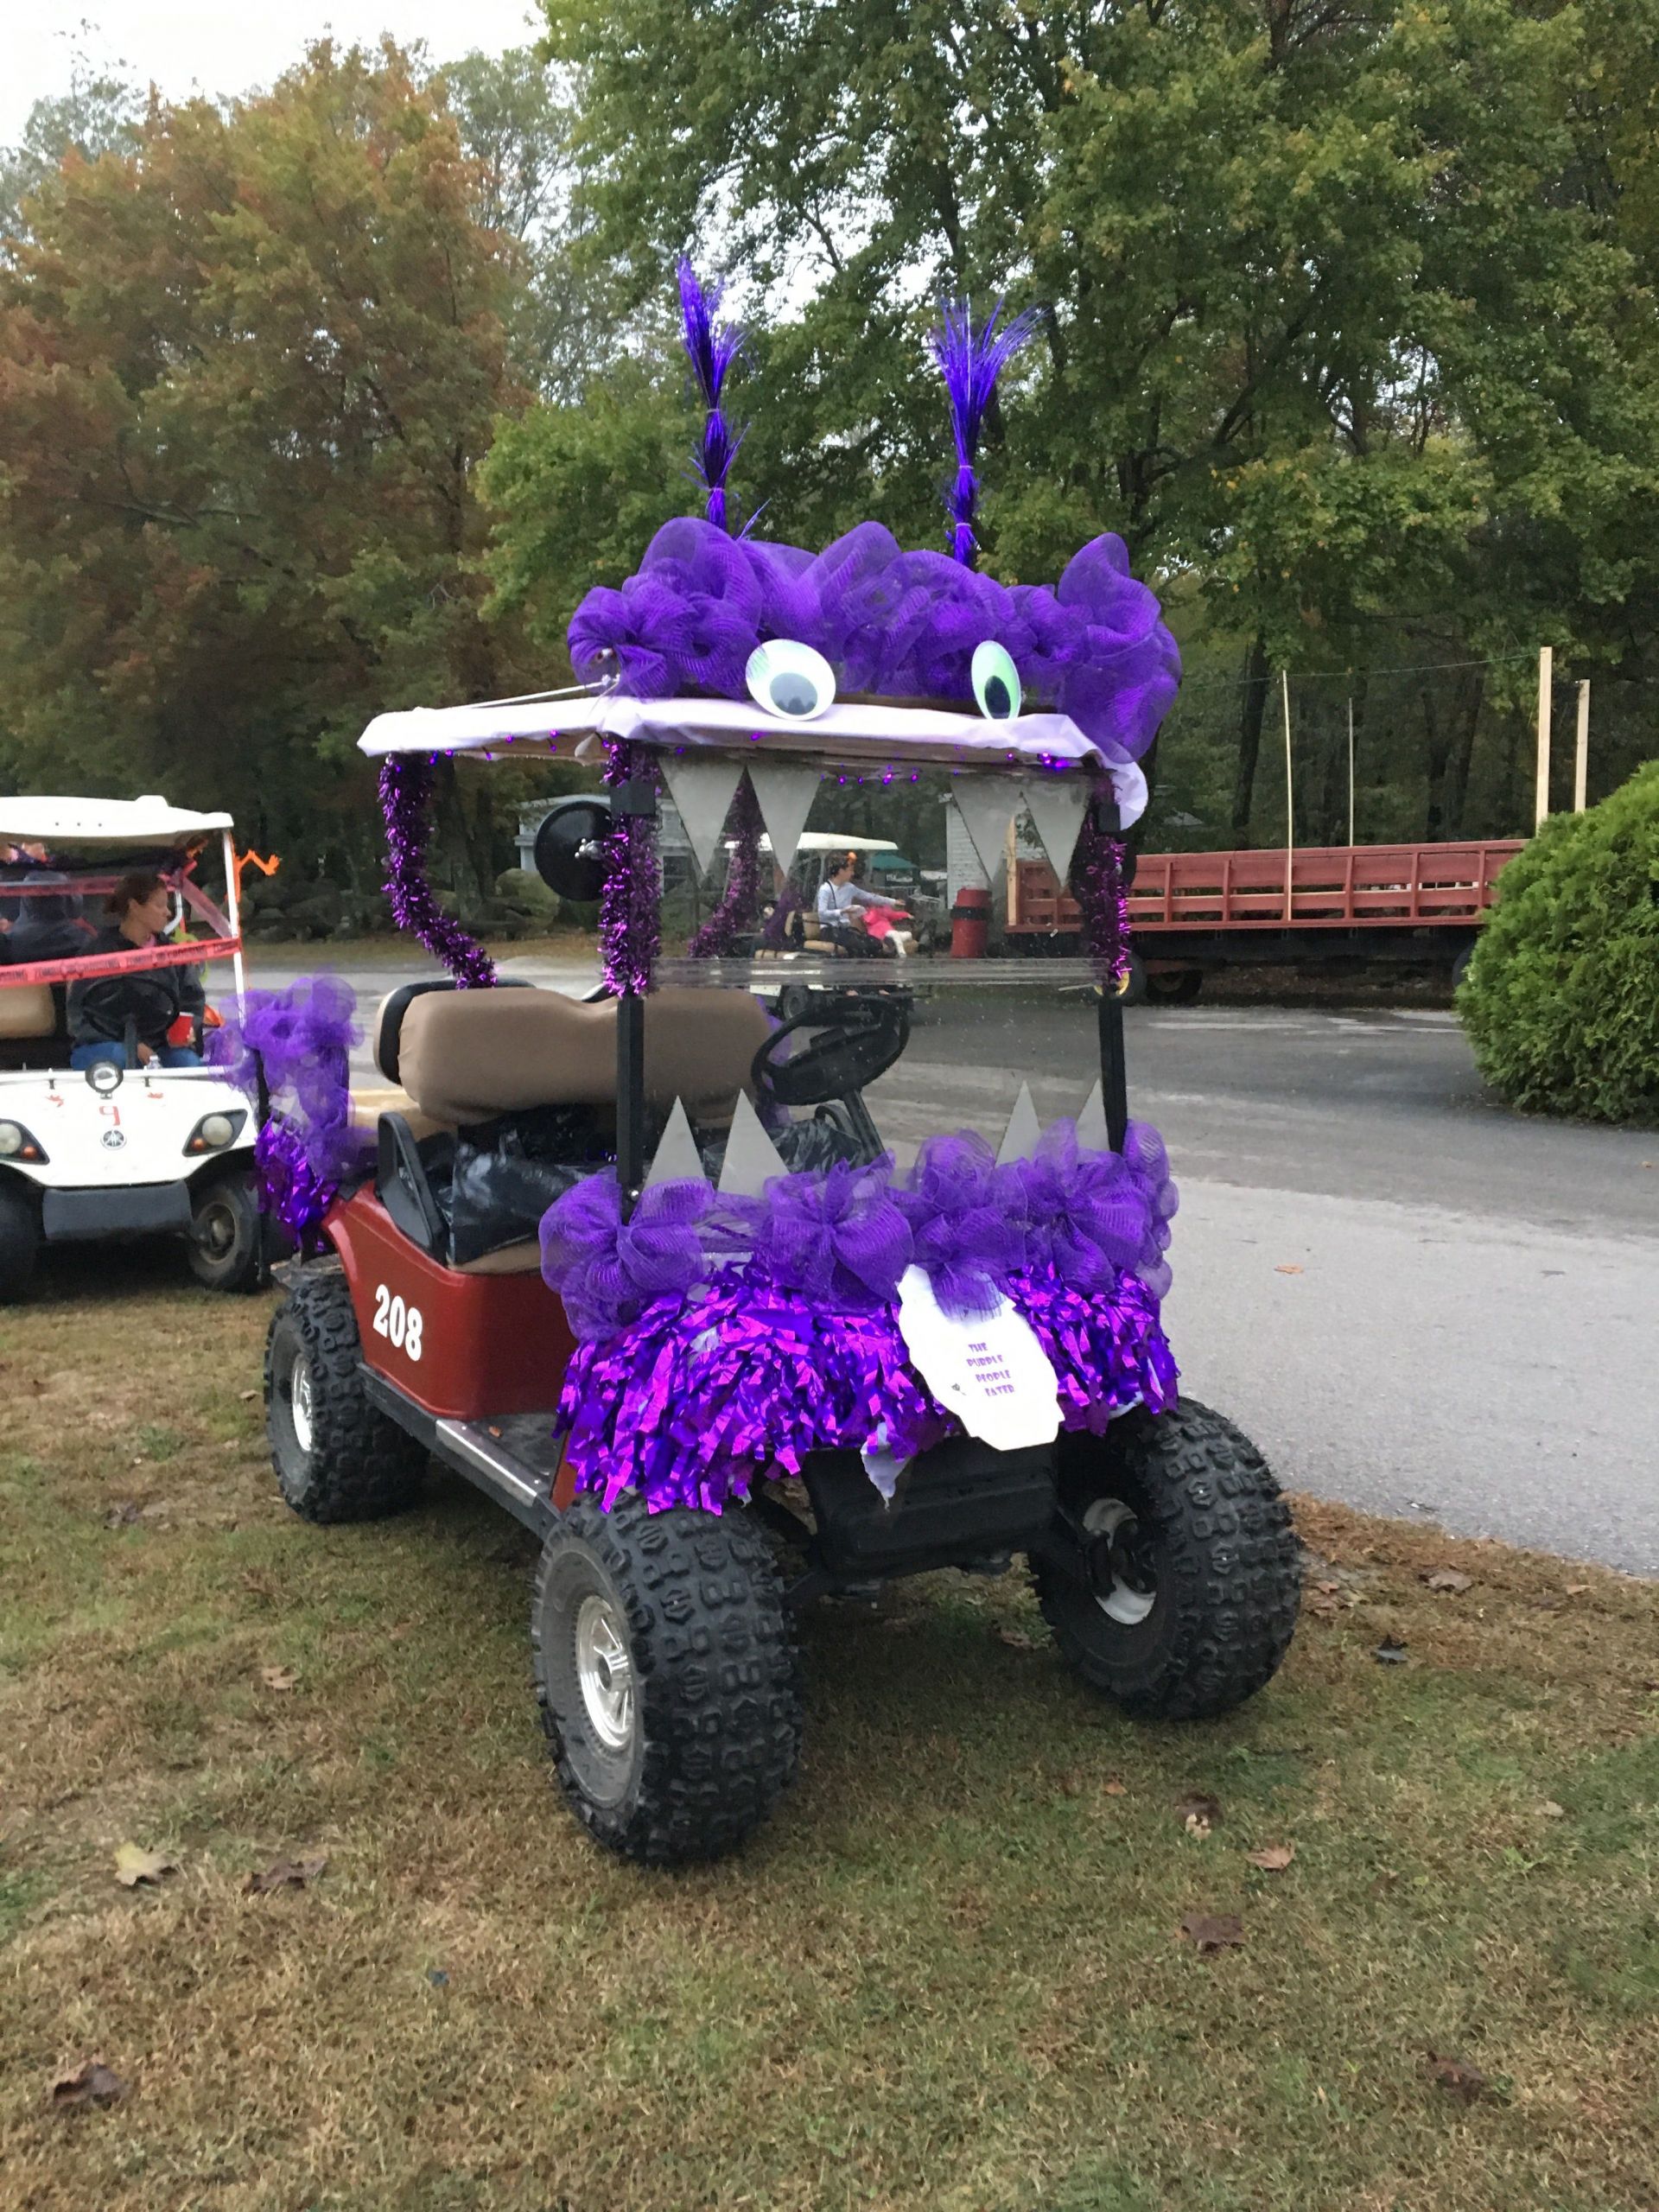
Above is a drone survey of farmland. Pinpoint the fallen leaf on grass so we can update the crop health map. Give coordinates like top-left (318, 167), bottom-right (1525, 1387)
top-left (1306, 1591), bottom-right (1342, 1619)
top-left (1176, 1790), bottom-right (1221, 1838)
top-left (260, 1666), bottom-right (300, 1692)
top-left (1424, 2050), bottom-right (1492, 2104)
top-left (1374, 1640), bottom-right (1410, 1666)
top-left (243, 1855), bottom-right (327, 1895)
top-left (1422, 1569), bottom-right (1473, 1594)
top-left (1274, 1262), bottom-right (1304, 1275)
top-left (995, 1624), bottom-right (1037, 1650)
top-left (1103, 1777), bottom-right (1128, 1797)
top-left (1564, 1582), bottom-right (1591, 1597)
top-left (1247, 1842), bottom-right (1296, 1872)
top-left (51, 2063), bottom-right (127, 2111)
top-left (1179, 1912), bottom-right (1245, 1954)
top-left (113, 1843), bottom-right (179, 1889)
top-left (1539, 1801), bottom-right (1567, 1820)
top-left (238, 1388), bottom-right (257, 1402)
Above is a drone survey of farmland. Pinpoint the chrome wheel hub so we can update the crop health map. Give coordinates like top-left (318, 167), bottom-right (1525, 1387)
top-left (289, 1353), bottom-right (315, 1456)
top-left (1084, 1497), bottom-right (1157, 1626)
top-left (575, 1592), bottom-right (634, 1751)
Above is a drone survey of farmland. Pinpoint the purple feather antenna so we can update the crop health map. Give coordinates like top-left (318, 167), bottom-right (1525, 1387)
top-left (677, 257), bottom-right (747, 534)
top-left (927, 298), bottom-right (1040, 567)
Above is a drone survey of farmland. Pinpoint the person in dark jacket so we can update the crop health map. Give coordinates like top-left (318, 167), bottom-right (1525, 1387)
top-left (67, 871), bottom-right (205, 1069)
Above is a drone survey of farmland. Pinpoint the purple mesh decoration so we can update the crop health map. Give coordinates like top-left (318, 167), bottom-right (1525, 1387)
top-left (538, 1124), bottom-right (1180, 1511)
top-left (1070, 798), bottom-right (1132, 988)
top-left (569, 516), bottom-right (1179, 766)
top-left (677, 258), bottom-right (746, 533)
top-left (927, 299), bottom-right (1040, 567)
top-left (379, 754), bottom-right (497, 989)
top-left (215, 975), bottom-right (372, 1243)
top-left (599, 738), bottom-right (660, 995)
top-left (688, 773), bottom-right (763, 957)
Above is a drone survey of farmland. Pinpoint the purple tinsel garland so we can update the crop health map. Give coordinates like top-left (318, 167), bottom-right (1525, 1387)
top-left (687, 774), bottom-right (763, 957)
top-left (677, 259), bottom-right (745, 534)
top-left (1069, 795), bottom-right (1133, 989)
top-left (927, 300), bottom-right (1040, 568)
top-left (599, 738), bottom-right (661, 995)
top-left (569, 517), bottom-right (1179, 766)
top-left (214, 975), bottom-right (372, 1243)
top-left (540, 1120), bottom-right (1180, 1512)
top-left (378, 754), bottom-right (497, 990)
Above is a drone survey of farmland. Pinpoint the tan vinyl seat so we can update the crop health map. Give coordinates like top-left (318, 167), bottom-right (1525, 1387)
top-left (0, 984), bottom-right (57, 1039)
top-left (383, 985), bottom-right (772, 1133)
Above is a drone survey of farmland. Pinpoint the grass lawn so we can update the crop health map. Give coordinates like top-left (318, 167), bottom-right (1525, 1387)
top-left (2, 1255), bottom-right (1656, 2212)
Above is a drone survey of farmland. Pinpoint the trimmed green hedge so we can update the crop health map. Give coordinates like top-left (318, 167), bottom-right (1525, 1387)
top-left (1459, 761), bottom-right (1659, 1123)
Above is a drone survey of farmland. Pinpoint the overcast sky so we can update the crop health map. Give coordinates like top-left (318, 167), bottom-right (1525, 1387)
top-left (3, 3), bottom-right (544, 144)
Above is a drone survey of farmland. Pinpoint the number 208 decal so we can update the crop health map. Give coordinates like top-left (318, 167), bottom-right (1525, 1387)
top-left (371, 1283), bottom-right (423, 1363)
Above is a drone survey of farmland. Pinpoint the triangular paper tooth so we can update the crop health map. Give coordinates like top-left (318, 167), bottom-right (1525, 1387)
top-left (716, 1089), bottom-right (789, 1198)
top-left (1075, 1078), bottom-right (1111, 1155)
top-left (642, 1096), bottom-right (711, 1189)
top-left (1021, 778), bottom-right (1089, 881)
top-left (659, 753), bottom-right (745, 878)
top-left (995, 1082), bottom-right (1043, 1166)
top-left (951, 774), bottom-right (1019, 881)
top-left (747, 760), bottom-right (821, 877)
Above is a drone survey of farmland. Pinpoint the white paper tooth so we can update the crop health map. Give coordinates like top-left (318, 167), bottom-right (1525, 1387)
top-left (950, 774), bottom-right (1020, 882)
top-left (642, 1096), bottom-right (710, 1188)
top-left (659, 754), bottom-right (745, 878)
top-left (995, 1081), bottom-right (1043, 1166)
top-left (1021, 777), bottom-right (1089, 881)
top-left (716, 1089), bottom-right (789, 1198)
top-left (747, 760), bottom-right (821, 877)
top-left (1075, 1078), bottom-right (1110, 1154)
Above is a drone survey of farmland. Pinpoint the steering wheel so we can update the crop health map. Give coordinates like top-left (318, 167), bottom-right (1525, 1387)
top-left (751, 995), bottom-right (912, 1110)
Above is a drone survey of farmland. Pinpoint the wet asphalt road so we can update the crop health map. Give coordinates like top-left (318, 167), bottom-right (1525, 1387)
top-left (255, 948), bottom-right (1659, 1573)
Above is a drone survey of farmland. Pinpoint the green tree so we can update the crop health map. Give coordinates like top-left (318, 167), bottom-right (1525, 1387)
top-left (0, 41), bottom-right (529, 892)
top-left (0, 50), bottom-right (142, 243)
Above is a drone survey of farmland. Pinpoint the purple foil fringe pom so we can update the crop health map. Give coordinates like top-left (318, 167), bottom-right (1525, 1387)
top-left (215, 974), bottom-right (372, 1244)
top-left (688, 773), bottom-right (763, 957)
top-left (540, 1119), bottom-right (1180, 1512)
top-left (927, 299), bottom-right (1040, 568)
top-left (677, 258), bottom-right (746, 535)
top-left (600, 738), bottom-right (661, 995)
top-left (379, 754), bottom-right (498, 990)
top-left (569, 516), bottom-right (1180, 768)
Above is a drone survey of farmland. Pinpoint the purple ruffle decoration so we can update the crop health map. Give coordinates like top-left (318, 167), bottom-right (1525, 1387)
top-left (1001, 1117), bottom-right (1155, 1292)
top-left (215, 975), bottom-right (372, 1244)
top-left (749, 1155), bottom-right (912, 1310)
top-left (677, 259), bottom-right (746, 534)
top-left (688, 773), bottom-right (763, 957)
top-left (569, 516), bottom-right (1180, 767)
top-left (896, 1131), bottom-right (1024, 1319)
top-left (379, 755), bottom-right (497, 990)
top-left (539, 1173), bottom-right (713, 1339)
top-left (599, 738), bottom-right (660, 995)
top-left (927, 299), bottom-right (1039, 567)
top-left (1121, 1118), bottom-right (1180, 1301)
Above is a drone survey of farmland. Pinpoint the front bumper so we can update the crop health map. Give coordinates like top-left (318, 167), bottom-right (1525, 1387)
top-left (41, 1181), bottom-right (194, 1243)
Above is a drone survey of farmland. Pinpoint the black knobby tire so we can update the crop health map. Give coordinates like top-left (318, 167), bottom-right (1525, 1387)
top-left (264, 1272), bottom-right (426, 1522)
top-left (1032, 1399), bottom-right (1300, 1721)
top-left (1146, 969), bottom-right (1204, 1006)
top-left (532, 1491), bottom-right (803, 1866)
top-left (187, 1167), bottom-right (262, 1292)
top-left (0, 1175), bottom-right (39, 1304)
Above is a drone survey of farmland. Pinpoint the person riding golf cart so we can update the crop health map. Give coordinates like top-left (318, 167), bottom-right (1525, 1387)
top-left (258, 270), bottom-right (1300, 1867)
top-left (0, 797), bottom-right (261, 1301)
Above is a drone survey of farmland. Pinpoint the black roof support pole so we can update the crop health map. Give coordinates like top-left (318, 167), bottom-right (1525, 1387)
top-left (610, 766), bottom-right (658, 1221)
top-left (1093, 794), bottom-right (1130, 1154)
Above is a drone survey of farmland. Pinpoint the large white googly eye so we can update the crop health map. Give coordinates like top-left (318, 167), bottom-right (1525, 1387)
top-left (746, 639), bottom-right (837, 721)
top-left (971, 640), bottom-right (1023, 721)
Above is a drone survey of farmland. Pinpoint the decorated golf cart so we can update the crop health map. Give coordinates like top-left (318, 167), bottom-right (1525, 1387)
top-left (258, 272), bottom-right (1300, 1866)
top-left (0, 796), bottom-right (261, 1300)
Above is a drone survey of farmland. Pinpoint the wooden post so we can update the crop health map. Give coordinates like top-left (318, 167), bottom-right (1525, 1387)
top-left (1535, 646), bottom-right (1553, 827)
top-left (1282, 670), bottom-right (1294, 920)
top-left (1347, 696), bottom-right (1356, 848)
top-left (1574, 680), bottom-right (1590, 812)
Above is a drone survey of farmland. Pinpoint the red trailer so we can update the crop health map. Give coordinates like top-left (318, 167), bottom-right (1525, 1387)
top-left (1007, 838), bottom-right (1524, 1001)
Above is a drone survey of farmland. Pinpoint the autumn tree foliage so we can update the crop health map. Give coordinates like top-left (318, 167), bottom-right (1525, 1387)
top-left (0, 42), bottom-right (529, 882)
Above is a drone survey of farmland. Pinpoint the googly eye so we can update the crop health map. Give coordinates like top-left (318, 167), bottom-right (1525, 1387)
top-left (971, 640), bottom-right (1022, 721)
top-left (746, 639), bottom-right (837, 721)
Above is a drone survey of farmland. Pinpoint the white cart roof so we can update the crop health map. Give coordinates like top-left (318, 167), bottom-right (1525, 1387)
top-left (358, 690), bottom-right (1147, 825)
top-left (0, 795), bottom-right (233, 849)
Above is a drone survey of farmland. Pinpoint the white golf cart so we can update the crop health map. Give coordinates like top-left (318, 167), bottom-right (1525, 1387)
top-left (0, 797), bottom-right (260, 1301)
